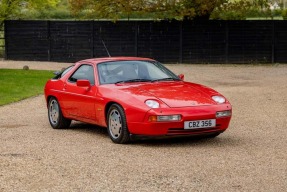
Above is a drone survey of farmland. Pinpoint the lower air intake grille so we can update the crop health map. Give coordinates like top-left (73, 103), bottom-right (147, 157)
top-left (167, 125), bottom-right (221, 136)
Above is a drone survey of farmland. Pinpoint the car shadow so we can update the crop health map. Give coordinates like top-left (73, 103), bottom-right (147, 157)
top-left (130, 135), bottom-right (239, 147)
top-left (68, 121), bottom-right (108, 137)
top-left (67, 121), bottom-right (239, 147)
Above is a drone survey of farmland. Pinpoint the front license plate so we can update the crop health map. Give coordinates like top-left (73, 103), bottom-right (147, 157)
top-left (184, 119), bottom-right (216, 129)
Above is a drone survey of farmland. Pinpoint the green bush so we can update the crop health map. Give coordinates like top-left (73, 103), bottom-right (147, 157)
top-left (210, 0), bottom-right (252, 20)
top-left (282, 9), bottom-right (287, 20)
top-left (210, 0), bottom-right (283, 20)
top-left (211, 10), bottom-right (247, 20)
top-left (22, 8), bottom-right (72, 19)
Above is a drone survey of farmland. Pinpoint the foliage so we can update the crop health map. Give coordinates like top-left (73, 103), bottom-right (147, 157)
top-left (69, 0), bottom-right (227, 20)
top-left (246, 8), bottom-right (282, 19)
top-left (0, 0), bottom-right (283, 21)
top-left (282, 9), bottom-right (287, 19)
top-left (0, 69), bottom-right (53, 106)
top-left (210, 0), bottom-right (271, 20)
top-left (22, 0), bottom-right (72, 19)
top-left (0, 0), bottom-right (22, 25)
top-left (0, 0), bottom-right (60, 26)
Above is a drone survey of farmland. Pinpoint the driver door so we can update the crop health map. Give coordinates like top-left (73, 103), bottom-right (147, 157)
top-left (63, 64), bottom-right (97, 120)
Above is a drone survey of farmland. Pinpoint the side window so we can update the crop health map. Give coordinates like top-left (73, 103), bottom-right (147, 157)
top-left (68, 64), bottom-right (95, 85)
top-left (61, 65), bottom-right (74, 78)
top-left (53, 65), bottom-right (74, 80)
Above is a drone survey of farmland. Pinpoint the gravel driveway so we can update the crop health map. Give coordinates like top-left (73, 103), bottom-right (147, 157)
top-left (0, 61), bottom-right (286, 191)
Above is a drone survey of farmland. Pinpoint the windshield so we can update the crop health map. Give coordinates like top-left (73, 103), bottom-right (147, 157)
top-left (97, 60), bottom-right (180, 84)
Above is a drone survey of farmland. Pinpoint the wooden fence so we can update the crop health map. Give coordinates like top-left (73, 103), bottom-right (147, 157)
top-left (4, 20), bottom-right (287, 63)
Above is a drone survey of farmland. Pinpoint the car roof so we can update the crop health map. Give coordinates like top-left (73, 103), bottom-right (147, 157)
top-left (77, 57), bottom-right (155, 65)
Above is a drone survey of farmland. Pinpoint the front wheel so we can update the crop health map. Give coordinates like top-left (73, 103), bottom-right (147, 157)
top-left (107, 104), bottom-right (130, 144)
top-left (48, 97), bottom-right (71, 129)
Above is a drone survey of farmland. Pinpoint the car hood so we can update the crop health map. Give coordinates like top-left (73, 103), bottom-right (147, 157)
top-left (116, 81), bottom-right (220, 107)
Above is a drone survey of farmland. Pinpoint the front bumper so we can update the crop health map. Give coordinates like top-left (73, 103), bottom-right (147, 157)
top-left (129, 130), bottom-right (224, 141)
top-left (127, 104), bottom-right (232, 136)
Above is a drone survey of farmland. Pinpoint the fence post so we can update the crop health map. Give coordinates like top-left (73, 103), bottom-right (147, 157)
top-left (179, 22), bottom-right (183, 63)
top-left (92, 20), bottom-right (94, 58)
top-left (135, 21), bottom-right (138, 57)
top-left (47, 20), bottom-right (51, 61)
top-left (272, 21), bottom-right (275, 64)
top-left (225, 21), bottom-right (229, 64)
top-left (4, 20), bottom-right (7, 59)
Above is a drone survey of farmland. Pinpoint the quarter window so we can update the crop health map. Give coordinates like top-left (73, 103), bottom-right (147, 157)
top-left (68, 64), bottom-right (95, 85)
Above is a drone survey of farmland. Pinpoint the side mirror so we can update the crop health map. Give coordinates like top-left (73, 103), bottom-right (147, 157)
top-left (77, 79), bottom-right (91, 88)
top-left (178, 74), bottom-right (184, 80)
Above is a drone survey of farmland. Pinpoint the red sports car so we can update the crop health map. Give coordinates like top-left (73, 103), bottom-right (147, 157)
top-left (44, 57), bottom-right (232, 144)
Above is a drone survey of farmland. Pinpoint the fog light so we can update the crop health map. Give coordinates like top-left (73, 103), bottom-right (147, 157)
top-left (216, 110), bottom-right (231, 118)
top-left (149, 115), bottom-right (181, 122)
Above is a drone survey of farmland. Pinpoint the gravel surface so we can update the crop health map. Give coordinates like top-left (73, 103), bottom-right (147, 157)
top-left (0, 60), bottom-right (286, 191)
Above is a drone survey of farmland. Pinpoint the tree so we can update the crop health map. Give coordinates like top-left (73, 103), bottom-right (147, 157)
top-left (179, 0), bottom-right (227, 20)
top-left (0, 0), bottom-right (22, 26)
top-left (23, 0), bottom-right (72, 19)
top-left (0, 0), bottom-right (59, 27)
top-left (69, 0), bottom-right (227, 20)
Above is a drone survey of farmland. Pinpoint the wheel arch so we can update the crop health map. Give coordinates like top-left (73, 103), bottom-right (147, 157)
top-left (46, 95), bottom-right (54, 107)
top-left (105, 101), bottom-right (123, 124)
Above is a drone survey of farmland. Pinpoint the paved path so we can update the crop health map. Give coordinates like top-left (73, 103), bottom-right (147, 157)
top-left (0, 60), bottom-right (71, 70)
top-left (0, 61), bottom-right (286, 191)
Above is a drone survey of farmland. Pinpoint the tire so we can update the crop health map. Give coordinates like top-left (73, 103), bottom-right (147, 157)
top-left (48, 97), bottom-right (71, 129)
top-left (107, 104), bottom-right (130, 144)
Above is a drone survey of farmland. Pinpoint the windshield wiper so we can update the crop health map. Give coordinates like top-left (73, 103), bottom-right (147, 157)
top-left (151, 77), bottom-right (181, 82)
top-left (115, 79), bottom-right (152, 84)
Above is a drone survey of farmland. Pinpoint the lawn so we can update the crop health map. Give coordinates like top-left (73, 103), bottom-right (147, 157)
top-left (0, 69), bottom-right (54, 106)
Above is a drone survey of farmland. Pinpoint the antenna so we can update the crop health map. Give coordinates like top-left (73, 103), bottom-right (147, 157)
top-left (101, 39), bottom-right (111, 57)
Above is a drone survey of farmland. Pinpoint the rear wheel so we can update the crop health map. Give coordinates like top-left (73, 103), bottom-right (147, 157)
top-left (107, 104), bottom-right (130, 144)
top-left (48, 97), bottom-right (71, 129)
